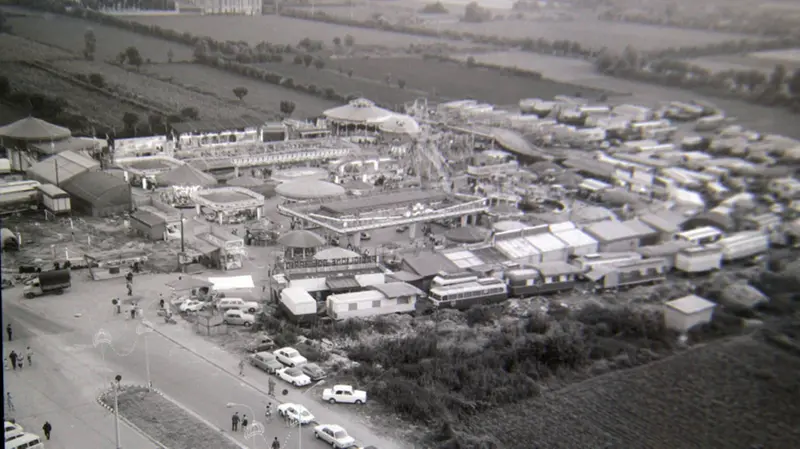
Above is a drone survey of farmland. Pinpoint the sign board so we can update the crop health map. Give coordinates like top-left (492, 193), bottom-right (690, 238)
top-left (282, 255), bottom-right (378, 271)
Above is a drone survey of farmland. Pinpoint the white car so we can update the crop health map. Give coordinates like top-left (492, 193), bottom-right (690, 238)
top-left (277, 367), bottom-right (311, 387)
top-left (314, 424), bottom-right (356, 449)
top-left (222, 310), bottom-right (255, 327)
top-left (277, 403), bottom-right (314, 425)
top-left (273, 347), bottom-right (307, 367)
top-left (4, 421), bottom-right (24, 442)
top-left (217, 297), bottom-right (261, 313)
top-left (322, 385), bottom-right (367, 405)
top-left (179, 299), bottom-right (208, 313)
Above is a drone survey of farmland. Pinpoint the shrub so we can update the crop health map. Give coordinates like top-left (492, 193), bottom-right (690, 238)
top-left (465, 305), bottom-right (496, 327)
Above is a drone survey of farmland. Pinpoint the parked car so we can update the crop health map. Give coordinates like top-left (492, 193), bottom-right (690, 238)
top-left (360, 232), bottom-right (371, 240)
top-left (245, 336), bottom-right (275, 353)
top-left (274, 347), bottom-right (307, 367)
top-left (217, 297), bottom-right (260, 313)
top-left (396, 225), bottom-right (409, 233)
top-left (4, 421), bottom-right (24, 442)
top-left (300, 363), bottom-right (327, 382)
top-left (179, 299), bottom-right (209, 313)
top-left (249, 352), bottom-right (283, 374)
top-left (222, 310), bottom-right (255, 327)
top-left (322, 385), bottom-right (367, 405)
top-left (277, 403), bottom-right (314, 424)
top-left (277, 367), bottom-right (311, 386)
top-left (314, 424), bottom-right (356, 449)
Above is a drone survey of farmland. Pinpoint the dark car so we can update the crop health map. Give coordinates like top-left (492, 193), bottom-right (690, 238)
top-left (249, 352), bottom-right (284, 374)
top-left (300, 362), bottom-right (327, 381)
top-left (245, 336), bottom-right (275, 353)
top-left (396, 225), bottom-right (409, 233)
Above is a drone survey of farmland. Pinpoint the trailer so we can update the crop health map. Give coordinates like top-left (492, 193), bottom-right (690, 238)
top-left (0, 180), bottom-right (40, 215)
top-left (676, 226), bottom-right (723, 245)
top-left (37, 183), bottom-right (71, 215)
top-left (674, 246), bottom-right (722, 274)
top-left (716, 231), bottom-right (769, 262)
top-left (589, 257), bottom-right (667, 290)
top-left (505, 262), bottom-right (583, 296)
top-left (23, 269), bottom-right (71, 298)
top-left (279, 287), bottom-right (318, 324)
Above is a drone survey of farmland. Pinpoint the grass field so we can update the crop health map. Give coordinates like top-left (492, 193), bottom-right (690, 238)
top-left (4, 9), bottom-right (194, 62)
top-left (102, 387), bottom-right (240, 449)
top-left (50, 60), bottom-right (262, 121)
top-left (0, 61), bottom-right (149, 129)
top-left (127, 14), bottom-right (472, 49)
top-left (328, 56), bottom-right (605, 105)
top-left (689, 48), bottom-right (800, 75)
top-left (454, 51), bottom-right (598, 82)
top-left (0, 33), bottom-right (76, 62)
top-left (468, 336), bottom-right (800, 448)
top-left (144, 63), bottom-right (340, 118)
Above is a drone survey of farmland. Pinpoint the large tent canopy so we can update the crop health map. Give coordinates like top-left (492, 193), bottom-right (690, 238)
top-left (379, 114), bottom-right (421, 135)
top-left (323, 98), bottom-right (394, 124)
top-left (156, 164), bottom-right (217, 187)
top-left (0, 117), bottom-right (71, 141)
top-left (277, 230), bottom-right (326, 249)
top-left (61, 171), bottom-right (130, 208)
top-left (314, 247), bottom-right (360, 260)
top-left (275, 180), bottom-right (345, 200)
top-left (26, 150), bottom-right (99, 185)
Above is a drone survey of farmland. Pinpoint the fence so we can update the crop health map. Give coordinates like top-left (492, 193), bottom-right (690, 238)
top-left (192, 314), bottom-right (229, 336)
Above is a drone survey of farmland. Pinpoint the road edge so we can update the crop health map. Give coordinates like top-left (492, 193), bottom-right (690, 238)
top-left (96, 385), bottom-right (172, 449)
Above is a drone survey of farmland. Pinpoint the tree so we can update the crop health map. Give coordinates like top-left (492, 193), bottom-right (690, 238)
top-left (466, 56), bottom-right (476, 68)
top-left (293, 54), bottom-right (303, 65)
top-left (302, 54), bottom-right (313, 67)
top-left (125, 46), bottom-right (143, 70)
top-left (84, 29), bottom-right (96, 61)
top-left (167, 49), bottom-right (174, 63)
top-left (347, 69), bottom-right (354, 78)
top-left (313, 59), bottom-right (325, 70)
top-left (420, 1), bottom-right (448, 14)
top-left (398, 79), bottom-right (406, 89)
top-left (147, 114), bottom-right (163, 133)
top-left (88, 73), bottom-right (105, 88)
top-left (463, 2), bottom-right (492, 23)
top-left (233, 86), bottom-right (249, 101)
top-left (344, 34), bottom-right (355, 47)
top-left (122, 112), bottom-right (140, 131)
top-left (789, 68), bottom-right (800, 97)
top-left (333, 37), bottom-right (342, 47)
top-left (181, 107), bottom-right (199, 120)
top-left (0, 76), bottom-right (9, 97)
top-left (280, 100), bottom-right (296, 117)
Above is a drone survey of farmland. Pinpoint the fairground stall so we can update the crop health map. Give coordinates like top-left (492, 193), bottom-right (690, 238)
top-left (195, 226), bottom-right (246, 271)
top-left (85, 249), bottom-right (148, 281)
top-left (113, 136), bottom-right (171, 158)
top-left (171, 117), bottom-right (266, 150)
top-left (130, 196), bottom-right (182, 241)
top-left (191, 186), bottom-right (265, 224)
top-left (116, 155), bottom-right (184, 190)
top-left (154, 164), bottom-right (218, 208)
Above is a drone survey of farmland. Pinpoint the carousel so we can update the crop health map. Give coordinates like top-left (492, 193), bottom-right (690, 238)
top-left (191, 186), bottom-right (265, 224)
top-left (323, 98), bottom-right (394, 138)
top-left (277, 230), bottom-right (326, 259)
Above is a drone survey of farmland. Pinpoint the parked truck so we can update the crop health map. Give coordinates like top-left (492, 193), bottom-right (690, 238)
top-left (23, 269), bottom-right (71, 298)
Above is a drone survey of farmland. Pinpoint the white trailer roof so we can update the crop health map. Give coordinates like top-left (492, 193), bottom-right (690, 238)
top-left (665, 295), bottom-right (716, 315)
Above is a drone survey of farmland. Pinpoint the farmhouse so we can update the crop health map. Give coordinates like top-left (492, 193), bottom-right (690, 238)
top-left (663, 294), bottom-right (716, 333)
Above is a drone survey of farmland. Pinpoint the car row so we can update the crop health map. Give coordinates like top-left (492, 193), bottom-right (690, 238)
top-left (5, 421), bottom-right (45, 448)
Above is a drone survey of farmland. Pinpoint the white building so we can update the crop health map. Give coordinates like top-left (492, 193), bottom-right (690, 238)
top-left (663, 295), bottom-right (716, 333)
top-left (193, 0), bottom-right (262, 15)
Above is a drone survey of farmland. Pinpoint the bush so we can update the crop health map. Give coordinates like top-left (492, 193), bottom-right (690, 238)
top-left (465, 305), bottom-right (496, 327)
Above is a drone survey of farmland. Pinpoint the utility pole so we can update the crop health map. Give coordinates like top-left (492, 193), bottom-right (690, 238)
top-left (113, 374), bottom-right (122, 449)
top-left (54, 158), bottom-right (60, 187)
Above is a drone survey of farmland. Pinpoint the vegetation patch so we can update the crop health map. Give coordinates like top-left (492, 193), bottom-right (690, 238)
top-left (100, 386), bottom-right (239, 449)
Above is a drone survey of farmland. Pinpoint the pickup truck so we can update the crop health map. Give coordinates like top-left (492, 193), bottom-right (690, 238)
top-left (23, 269), bottom-right (71, 298)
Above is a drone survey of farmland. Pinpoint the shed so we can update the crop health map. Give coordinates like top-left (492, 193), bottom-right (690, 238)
top-left (60, 171), bottom-right (131, 217)
top-left (130, 209), bottom-right (168, 241)
top-left (584, 221), bottom-right (642, 252)
top-left (524, 230), bottom-right (569, 263)
top-left (636, 240), bottom-right (696, 270)
top-left (663, 295), bottom-right (716, 333)
top-left (401, 252), bottom-right (459, 291)
top-left (639, 210), bottom-right (689, 242)
top-left (620, 219), bottom-right (659, 246)
top-left (37, 183), bottom-right (71, 214)
top-left (553, 228), bottom-right (599, 256)
top-left (26, 150), bottom-right (99, 185)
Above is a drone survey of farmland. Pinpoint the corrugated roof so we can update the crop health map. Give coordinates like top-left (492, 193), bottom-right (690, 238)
top-left (370, 282), bottom-right (424, 298)
top-left (156, 165), bottom-right (217, 187)
top-left (402, 252), bottom-right (459, 277)
top-left (36, 183), bottom-right (68, 198)
top-left (131, 209), bottom-right (166, 228)
top-left (639, 210), bottom-right (687, 233)
top-left (532, 262), bottom-right (584, 277)
top-left (326, 277), bottom-right (360, 290)
top-left (525, 233), bottom-right (567, 253)
top-left (60, 171), bottom-right (130, 207)
top-left (26, 150), bottom-right (99, 185)
top-left (621, 220), bottom-right (658, 238)
top-left (585, 221), bottom-right (639, 242)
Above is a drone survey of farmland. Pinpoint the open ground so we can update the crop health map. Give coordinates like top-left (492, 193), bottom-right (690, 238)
top-left (468, 335), bottom-right (800, 448)
top-left (688, 48), bottom-right (800, 75)
top-left (144, 63), bottom-right (340, 118)
top-left (3, 7), bottom-right (194, 62)
top-left (127, 14), bottom-right (475, 48)
top-left (0, 33), bottom-right (75, 62)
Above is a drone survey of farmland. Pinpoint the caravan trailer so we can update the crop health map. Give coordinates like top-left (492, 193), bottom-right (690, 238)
top-left (676, 227), bottom-right (723, 245)
top-left (590, 257), bottom-right (667, 289)
top-left (427, 277), bottom-right (508, 310)
top-left (505, 262), bottom-right (583, 296)
top-left (715, 231), bottom-right (769, 262)
top-left (674, 246), bottom-right (723, 274)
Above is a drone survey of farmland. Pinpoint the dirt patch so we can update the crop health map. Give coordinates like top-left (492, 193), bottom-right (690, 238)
top-left (101, 386), bottom-right (239, 449)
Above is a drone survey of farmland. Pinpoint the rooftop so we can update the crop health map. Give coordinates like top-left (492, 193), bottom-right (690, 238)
top-left (665, 294), bottom-right (716, 315)
top-left (320, 190), bottom-right (450, 216)
top-left (585, 221), bottom-right (641, 242)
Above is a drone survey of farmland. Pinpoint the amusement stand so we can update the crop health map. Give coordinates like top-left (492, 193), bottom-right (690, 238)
top-left (195, 226), bottom-right (246, 271)
top-left (190, 186), bottom-right (265, 225)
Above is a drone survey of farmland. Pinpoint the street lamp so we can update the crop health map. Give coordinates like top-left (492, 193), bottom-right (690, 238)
top-left (179, 212), bottom-right (187, 273)
top-left (112, 374), bottom-right (123, 449)
top-left (180, 212), bottom-right (186, 254)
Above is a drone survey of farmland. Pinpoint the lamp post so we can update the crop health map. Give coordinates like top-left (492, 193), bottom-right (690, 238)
top-left (179, 212), bottom-right (186, 273)
top-left (112, 374), bottom-right (123, 449)
top-left (142, 322), bottom-right (152, 389)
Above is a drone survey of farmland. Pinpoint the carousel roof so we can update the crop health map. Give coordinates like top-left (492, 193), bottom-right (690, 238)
top-left (444, 226), bottom-right (490, 244)
top-left (314, 247), bottom-right (360, 260)
top-left (0, 117), bottom-right (71, 141)
top-left (277, 230), bottom-right (326, 249)
top-left (227, 176), bottom-right (266, 187)
top-left (275, 179), bottom-right (345, 200)
top-left (157, 164), bottom-right (217, 187)
top-left (323, 98), bottom-right (394, 124)
top-left (493, 220), bottom-right (528, 232)
top-left (378, 114), bottom-right (421, 135)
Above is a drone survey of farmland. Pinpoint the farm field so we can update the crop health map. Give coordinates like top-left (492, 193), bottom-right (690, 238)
top-left (422, 16), bottom-right (763, 52)
top-left (0, 33), bottom-right (76, 62)
top-left (144, 63), bottom-right (340, 118)
top-left (3, 8), bottom-right (193, 62)
top-left (331, 56), bottom-right (605, 105)
top-left (469, 336), bottom-right (800, 448)
top-left (454, 51), bottom-right (598, 83)
top-left (126, 14), bottom-right (474, 49)
top-left (49, 60), bottom-right (261, 121)
top-left (0, 62), bottom-right (149, 129)
top-left (688, 48), bottom-right (800, 75)
top-left (252, 60), bottom-right (421, 108)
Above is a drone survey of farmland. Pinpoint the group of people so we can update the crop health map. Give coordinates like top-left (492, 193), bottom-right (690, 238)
top-left (231, 406), bottom-right (282, 449)
top-left (5, 347), bottom-right (33, 370)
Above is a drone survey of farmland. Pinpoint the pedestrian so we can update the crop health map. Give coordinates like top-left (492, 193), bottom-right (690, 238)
top-left (26, 347), bottom-right (33, 367)
top-left (238, 359), bottom-right (245, 376)
top-left (6, 392), bottom-right (13, 411)
top-left (231, 412), bottom-right (240, 431)
top-left (126, 281), bottom-right (133, 296)
top-left (241, 414), bottom-right (248, 433)
top-left (9, 350), bottom-right (18, 371)
top-left (42, 421), bottom-right (51, 440)
top-left (268, 377), bottom-right (275, 396)
top-left (271, 437), bottom-right (281, 449)
top-left (125, 271), bottom-right (134, 284)
top-left (6, 323), bottom-right (12, 341)
top-left (159, 295), bottom-right (165, 310)
top-left (130, 305), bottom-right (137, 320)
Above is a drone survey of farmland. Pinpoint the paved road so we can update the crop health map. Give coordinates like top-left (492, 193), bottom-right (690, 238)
top-left (2, 274), bottom-right (410, 449)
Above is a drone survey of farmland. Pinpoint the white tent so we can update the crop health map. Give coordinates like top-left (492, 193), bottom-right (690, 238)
top-left (208, 275), bottom-right (255, 291)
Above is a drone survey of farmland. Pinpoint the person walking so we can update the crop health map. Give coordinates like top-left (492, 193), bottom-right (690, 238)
top-left (268, 377), bottom-right (276, 396)
top-left (271, 437), bottom-right (281, 449)
top-left (9, 350), bottom-right (18, 371)
top-left (26, 347), bottom-right (33, 367)
top-left (231, 412), bottom-right (240, 432)
top-left (6, 323), bottom-right (12, 341)
top-left (126, 281), bottom-right (133, 296)
top-left (241, 414), bottom-right (248, 433)
top-left (238, 359), bottom-right (245, 376)
top-left (6, 392), bottom-right (13, 411)
top-left (42, 421), bottom-right (52, 440)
